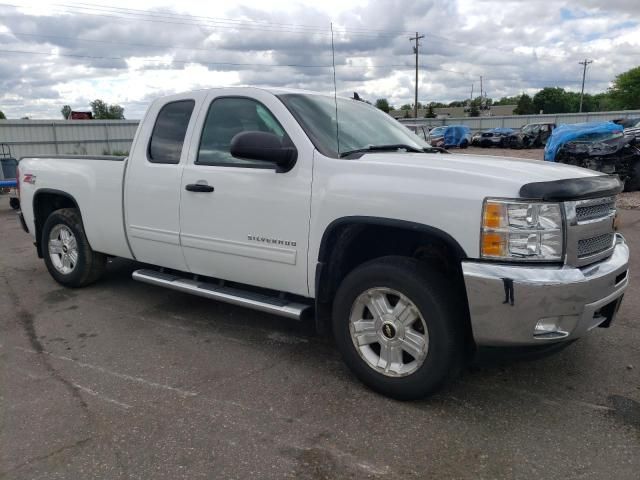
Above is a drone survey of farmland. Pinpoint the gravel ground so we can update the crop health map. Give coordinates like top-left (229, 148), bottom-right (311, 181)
top-left (463, 146), bottom-right (640, 209)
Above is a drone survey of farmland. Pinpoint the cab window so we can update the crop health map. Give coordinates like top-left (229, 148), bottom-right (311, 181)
top-left (197, 97), bottom-right (286, 167)
top-left (148, 100), bottom-right (195, 164)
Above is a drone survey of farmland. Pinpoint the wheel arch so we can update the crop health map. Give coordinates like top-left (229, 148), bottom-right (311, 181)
top-left (32, 188), bottom-right (81, 258)
top-left (314, 216), bottom-right (470, 335)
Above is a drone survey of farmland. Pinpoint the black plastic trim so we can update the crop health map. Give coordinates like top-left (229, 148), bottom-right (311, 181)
top-left (317, 216), bottom-right (467, 264)
top-left (18, 211), bottom-right (29, 233)
top-left (314, 216), bottom-right (468, 334)
top-left (519, 175), bottom-right (623, 201)
top-left (32, 188), bottom-right (80, 257)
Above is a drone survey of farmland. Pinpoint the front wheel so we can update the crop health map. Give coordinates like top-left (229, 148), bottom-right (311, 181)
top-left (332, 256), bottom-right (464, 400)
top-left (42, 208), bottom-right (106, 287)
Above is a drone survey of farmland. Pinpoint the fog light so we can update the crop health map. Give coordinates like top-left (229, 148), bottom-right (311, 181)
top-left (534, 317), bottom-right (569, 339)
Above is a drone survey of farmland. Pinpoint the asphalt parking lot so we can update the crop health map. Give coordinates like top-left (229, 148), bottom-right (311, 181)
top-left (1, 199), bottom-right (639, 479)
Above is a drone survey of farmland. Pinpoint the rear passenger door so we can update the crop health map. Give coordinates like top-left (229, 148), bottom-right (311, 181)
top-left (124, 94), bottom-right (204, 271)
top-left (178, 89), bottom-right (314, 297)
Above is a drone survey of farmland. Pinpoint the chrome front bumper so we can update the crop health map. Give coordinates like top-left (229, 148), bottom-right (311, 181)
top-left (462, 234), bottom-right (629, 346)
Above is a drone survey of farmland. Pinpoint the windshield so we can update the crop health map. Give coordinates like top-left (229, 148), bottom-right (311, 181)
top-left (277, 93), bottom-right (428, 158)
top-left (429, 127), bottom-right (446, 136)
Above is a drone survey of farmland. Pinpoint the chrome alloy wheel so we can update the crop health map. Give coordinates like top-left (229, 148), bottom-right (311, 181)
top-left (48, 225), bottom-right (78, 275)
top-left (349, 287), bottom-right (429, 377)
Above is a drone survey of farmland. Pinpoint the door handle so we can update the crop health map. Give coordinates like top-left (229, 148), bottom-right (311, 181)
top-left (185, 183), bottom-right (214, 193)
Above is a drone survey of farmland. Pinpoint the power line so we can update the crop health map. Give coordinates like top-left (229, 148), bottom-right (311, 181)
top-left (67, 1), bottom-right (416, 35)
top-left (0, 46), bottom-right (480, 75)
top-left (0, 3), bottom-right (404, 38)
top-left (0, 3), bottom-right (618, 63)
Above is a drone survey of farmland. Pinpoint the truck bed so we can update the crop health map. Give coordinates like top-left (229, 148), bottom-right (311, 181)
top-left (19, 155), bottom-right (133, 259)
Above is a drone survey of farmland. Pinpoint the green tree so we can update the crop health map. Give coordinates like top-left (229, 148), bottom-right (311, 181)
top-left (494, 96), bottom-right (520, 106)
top-left (61, 105), bottom-right (71, 119)
top-left (424, 103), bottom-right (436, 118)
top-left (0, 109), bottom-right (5, 120)
top-left (591, 92), bottom-right (616, 112)
top-left (90, 99), bottom-right (125, 119)
top-left (514, 94), bottom-right (536, 115)
top-left (400, 103), bottom-right (412, 111)
top-left (609, 66), bottom-right (640, 110)
top-left (533, 87), bottom-right (570, 114)
top-left (375, 98), bottom-right (391, 113)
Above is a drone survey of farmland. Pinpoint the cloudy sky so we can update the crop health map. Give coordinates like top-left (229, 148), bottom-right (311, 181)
top-left (0, 0), bottom-right (638, 119)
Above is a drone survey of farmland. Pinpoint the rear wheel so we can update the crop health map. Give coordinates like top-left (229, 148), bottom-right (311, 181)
top-left (42, 208), bottom-right (106, 287)
top-left (9, 197), bottom-right (20, 210)
top-left (332, 256), bottom-right (464, 400)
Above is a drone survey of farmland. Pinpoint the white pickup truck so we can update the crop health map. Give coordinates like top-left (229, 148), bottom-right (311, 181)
top-left (17, 88), bottom-right (630, 399)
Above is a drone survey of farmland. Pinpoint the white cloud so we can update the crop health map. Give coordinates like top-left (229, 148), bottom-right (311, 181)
top-left (0, 0), bottom-right (638, 118)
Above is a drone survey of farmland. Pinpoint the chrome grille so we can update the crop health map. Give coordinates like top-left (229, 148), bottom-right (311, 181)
top-left (577, 233), bottom-right (615, 258)
top-left (565, 197), bottom-right (616, 267)
top-left (575, 201), bottom-right (614, 222)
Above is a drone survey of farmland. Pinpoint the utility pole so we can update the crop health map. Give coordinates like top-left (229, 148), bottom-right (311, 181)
top-left (410, 32), bottom-right (425, 119)
top-left (578, 59), bottom-right (593, 113)
top-left (479, 75), bottom-right (483, 109)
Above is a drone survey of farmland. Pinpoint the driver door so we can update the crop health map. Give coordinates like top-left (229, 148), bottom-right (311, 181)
top-left (179, 90), bottom-right (313, 297)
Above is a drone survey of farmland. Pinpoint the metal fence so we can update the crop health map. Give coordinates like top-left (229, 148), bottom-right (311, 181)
top-left (399, 110), bottom-right (640, 132)
top-left (2, 109), bottom-right (640, 159)
top-left (0, 120), bottom-right (140, 160)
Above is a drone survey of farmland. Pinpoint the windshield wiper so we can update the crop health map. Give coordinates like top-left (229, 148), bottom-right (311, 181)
top-left (339, 144), bottom-right (424, 158)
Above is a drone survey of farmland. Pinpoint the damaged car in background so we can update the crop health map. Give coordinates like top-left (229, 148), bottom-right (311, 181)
top-left (545, 121), bottom-right (640, 191)
top-left (507, 122), bottom-right (556, 149)
top-left (471, 127), bottom-right (515, 147)
top-left (428, 125), bottom-right (471, 149)
top-left (614, 117), bottom-right (640, 142)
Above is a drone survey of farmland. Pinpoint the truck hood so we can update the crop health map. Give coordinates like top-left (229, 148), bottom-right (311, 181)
top-left (356, 151), bottom-right (599, 195)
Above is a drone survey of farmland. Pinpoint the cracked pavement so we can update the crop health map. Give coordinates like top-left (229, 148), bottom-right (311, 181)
top-left (0, 200), bottom-right (639, 479)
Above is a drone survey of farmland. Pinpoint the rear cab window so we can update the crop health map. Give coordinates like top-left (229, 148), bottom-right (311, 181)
top-left (148, 100), bottom-right (195, 164)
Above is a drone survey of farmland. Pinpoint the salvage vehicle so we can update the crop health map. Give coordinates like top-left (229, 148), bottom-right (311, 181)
top-left (546, 122), bottom-right (640, 191)
top-left (471, 127), bottom-right (515, 147)
top-left (428, 125), bottom-right (471, 148)
top-left (16, 88), bottom-right (629, 400)
top-left (403, 122), bottom-right (429, 141)
top-left (1, 144), bottom-right (19, 210)
top-left (507, 122), bottom-right (556, 149)
top-left (620, 118), bottom-right (640, 143)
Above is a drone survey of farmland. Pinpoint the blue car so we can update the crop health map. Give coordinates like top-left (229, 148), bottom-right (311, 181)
top-left (428, 125), bottom-right (471, 149)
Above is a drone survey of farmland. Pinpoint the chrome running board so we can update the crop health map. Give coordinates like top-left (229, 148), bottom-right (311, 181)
top-left (132, 269), bottom-right (311, 320)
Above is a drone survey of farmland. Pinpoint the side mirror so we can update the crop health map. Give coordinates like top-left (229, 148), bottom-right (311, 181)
top-left (230, 131), bottom-right (297, 172)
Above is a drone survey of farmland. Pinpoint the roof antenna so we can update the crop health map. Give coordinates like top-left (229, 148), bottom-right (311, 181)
top-left (330, 22), bottom-right (340, 155)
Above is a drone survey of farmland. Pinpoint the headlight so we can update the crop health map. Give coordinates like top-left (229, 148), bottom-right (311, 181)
top-left (480, 199), bottom-right (564, 261)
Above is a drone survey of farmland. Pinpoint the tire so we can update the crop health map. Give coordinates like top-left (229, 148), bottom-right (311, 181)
top-left (332, 256), bottom-right (465, 400)
top-left (623, 160), bottom-right (640, 192)
top-left (42, 208), bottom-right (106, 287)
top-left (9, 197), bottom-right (20, 210)
top-left (460, 140), bottom-right (469, 149)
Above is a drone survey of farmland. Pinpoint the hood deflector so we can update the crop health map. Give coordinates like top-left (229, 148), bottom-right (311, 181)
top-left (519, 175), bottom-right (623, 201)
